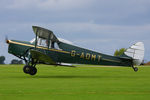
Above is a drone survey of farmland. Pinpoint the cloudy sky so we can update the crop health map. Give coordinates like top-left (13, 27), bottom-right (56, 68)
top-left (0, 0), bottom-right (150, 63)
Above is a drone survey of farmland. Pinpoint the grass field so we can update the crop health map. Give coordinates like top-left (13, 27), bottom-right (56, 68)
top-left (0, 65), bottom-right (150, 100)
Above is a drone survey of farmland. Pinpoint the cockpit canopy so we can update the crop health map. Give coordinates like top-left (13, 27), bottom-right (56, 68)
top-left (32, 26), bottom-right (59, 49)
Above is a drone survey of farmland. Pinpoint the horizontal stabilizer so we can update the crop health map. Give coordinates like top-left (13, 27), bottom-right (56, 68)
top-left (57, 63), bottom-right (75, 67)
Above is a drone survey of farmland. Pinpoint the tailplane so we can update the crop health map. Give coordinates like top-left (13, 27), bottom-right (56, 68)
top-left (124, 42), bottom-right (144, 65)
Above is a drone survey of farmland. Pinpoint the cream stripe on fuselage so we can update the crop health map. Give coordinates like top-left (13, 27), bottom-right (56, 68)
top-left (8, 40), bottom-right (70, 54)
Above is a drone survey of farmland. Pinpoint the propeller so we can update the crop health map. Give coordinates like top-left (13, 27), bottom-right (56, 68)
top-left (5, 35), bottom-right (9, 44)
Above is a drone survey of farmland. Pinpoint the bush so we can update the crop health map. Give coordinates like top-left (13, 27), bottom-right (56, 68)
top-left (10, 59), bottom-right (23, 64)
top-left (114, 48), bottom-right (126, 56)
top-left (0, 56), bottom-right (5, 64)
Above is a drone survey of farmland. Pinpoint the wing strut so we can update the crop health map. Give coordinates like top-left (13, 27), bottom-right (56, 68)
top-left (35, 28), bottom-right (38, 49)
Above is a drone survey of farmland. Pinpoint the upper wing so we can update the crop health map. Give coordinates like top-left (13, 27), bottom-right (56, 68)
top-left (30, 49), bottom-right (56, 65)
top-left (32, 26), bottom-right (59, 42)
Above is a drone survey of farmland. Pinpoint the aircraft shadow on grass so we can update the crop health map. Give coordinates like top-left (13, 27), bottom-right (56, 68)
top-left (10, 75), bottom-right (139, 79)
top-left (34, 75), bottom-right (140, 79)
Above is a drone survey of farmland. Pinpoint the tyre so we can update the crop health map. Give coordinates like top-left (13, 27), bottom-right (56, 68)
top-left (134, 67), bottom-right (138, 72)
top-left (29, 67), bottom-right (37, 75)
top-left (23, 65), bottom-right (30, 74)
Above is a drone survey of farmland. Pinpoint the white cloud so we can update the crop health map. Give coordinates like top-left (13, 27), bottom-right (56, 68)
top-left (46, 22), bottom-right (150, 37)
top-left (1, 22), bottom-right (150, 40)
top-left (6, 0), bottom-right (93, 11)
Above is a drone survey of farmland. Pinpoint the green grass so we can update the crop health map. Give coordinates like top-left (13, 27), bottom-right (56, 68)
top-left (0, 65), bottom-right (150, 100)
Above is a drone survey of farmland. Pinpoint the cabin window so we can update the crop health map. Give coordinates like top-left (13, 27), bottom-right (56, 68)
top-left (49, 41), bottom-right (60, 49)
top-left (37, 38), bottom-right (60, 49)
top-left (37, 38), bottom-right (47, 47)
top-left (54, 42), bottom-right (60, 49)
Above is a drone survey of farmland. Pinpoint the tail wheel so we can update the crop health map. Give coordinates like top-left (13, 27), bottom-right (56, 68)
top-left (134, 67), bottom-right (138, 72)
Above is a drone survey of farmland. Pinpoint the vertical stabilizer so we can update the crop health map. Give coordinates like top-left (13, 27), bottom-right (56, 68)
top-left (124, 42), bottom-right (144, 65)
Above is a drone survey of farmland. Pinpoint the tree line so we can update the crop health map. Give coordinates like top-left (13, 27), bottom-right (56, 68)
top-left (0, 56), bottom-right (23, 64)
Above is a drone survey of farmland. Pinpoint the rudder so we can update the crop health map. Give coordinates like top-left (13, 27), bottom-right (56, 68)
top-left (124, 42), bottom-right (144, 65)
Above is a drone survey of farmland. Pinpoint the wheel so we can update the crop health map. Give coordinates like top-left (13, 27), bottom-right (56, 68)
top-left (134, 67), bottom-right (138, 72)
top-left (29, 67), bottom-right (37, 75)
top-left (23, 65), bottom-right (30, 74)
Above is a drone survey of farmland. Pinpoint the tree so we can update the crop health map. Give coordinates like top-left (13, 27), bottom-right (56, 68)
top-left (0, 56), bottom-right (5, 64)
top-left (114, 48), bottom-right (126, 56)
top-left (10, 59), bottom-right (23, 64)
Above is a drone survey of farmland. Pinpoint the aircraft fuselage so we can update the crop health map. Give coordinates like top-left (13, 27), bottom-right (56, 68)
top-left (7, 40), bottom-right (132, 67)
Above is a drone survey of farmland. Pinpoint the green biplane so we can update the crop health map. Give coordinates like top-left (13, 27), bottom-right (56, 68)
top-left (6, 26), bottom-right (144, 75)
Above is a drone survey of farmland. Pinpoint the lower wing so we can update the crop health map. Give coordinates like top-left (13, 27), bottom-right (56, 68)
top-left (30, 50), bottom-right (56, 65)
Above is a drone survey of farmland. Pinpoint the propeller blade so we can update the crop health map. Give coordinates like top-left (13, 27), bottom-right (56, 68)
top-left (5, 36), bottom-right (9, 44)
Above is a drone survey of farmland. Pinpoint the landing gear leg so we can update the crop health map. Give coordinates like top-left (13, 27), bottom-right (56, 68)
top-left (23, 57), bottom-right (38, 75)
top-left (23, 49), bottom-right (38, 75)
